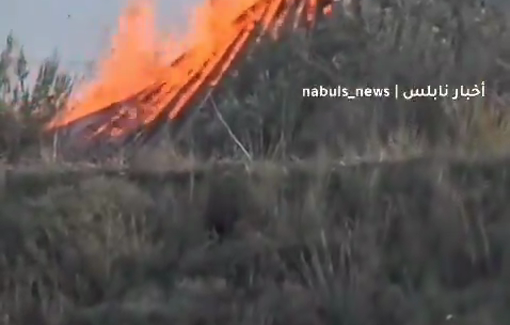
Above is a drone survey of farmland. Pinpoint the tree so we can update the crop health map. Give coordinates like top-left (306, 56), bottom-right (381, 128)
top-left (0, 33), bottom-right (74, 161)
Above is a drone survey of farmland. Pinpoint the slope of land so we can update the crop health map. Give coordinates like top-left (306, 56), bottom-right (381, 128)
top-left (2, 1), bottom-right (510, 324)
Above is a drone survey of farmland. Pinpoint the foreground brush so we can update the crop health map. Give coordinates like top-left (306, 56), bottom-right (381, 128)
top-left (45, 0), bottom-right (341, 148)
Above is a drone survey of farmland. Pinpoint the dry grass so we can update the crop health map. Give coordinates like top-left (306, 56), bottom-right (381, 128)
top-left (1, 156), bottom-right (510, 324)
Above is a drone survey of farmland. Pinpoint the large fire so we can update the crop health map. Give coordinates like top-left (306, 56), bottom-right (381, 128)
top-left (46, 0), bottom-right (336, 144)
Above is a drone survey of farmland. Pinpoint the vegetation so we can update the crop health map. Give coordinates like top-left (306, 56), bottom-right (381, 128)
top-left (2, 0), bottom-right (510, 324)
top-left (0, 33), bottom-right (73, 162)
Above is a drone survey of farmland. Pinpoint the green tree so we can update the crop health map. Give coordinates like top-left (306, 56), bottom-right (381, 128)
top-left (0, 33), bottom-right (74, 161)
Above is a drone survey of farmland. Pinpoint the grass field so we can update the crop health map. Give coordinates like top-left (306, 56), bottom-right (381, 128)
top-left (1, 155), bottom-right (510, 324)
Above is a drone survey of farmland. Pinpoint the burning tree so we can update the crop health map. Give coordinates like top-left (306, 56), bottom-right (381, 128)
top-left (45, 0), bottom-right (342, 149)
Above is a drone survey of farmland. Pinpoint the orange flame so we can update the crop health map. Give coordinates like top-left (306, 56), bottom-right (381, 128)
top-left (46, 0), bottom-right (334, 143)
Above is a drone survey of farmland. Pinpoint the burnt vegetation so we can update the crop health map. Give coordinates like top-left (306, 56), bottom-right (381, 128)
top-left (2, 0), bottom-right (510, 324)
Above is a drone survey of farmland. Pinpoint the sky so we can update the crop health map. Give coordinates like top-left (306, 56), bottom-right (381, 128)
top-left (2, 0), bottom-right (508, 77)
top-left (0, 0), bottom-right (201, 74)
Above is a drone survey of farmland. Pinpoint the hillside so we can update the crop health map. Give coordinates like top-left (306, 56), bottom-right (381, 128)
top-left (2, 1), bottom-right (510, 324)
